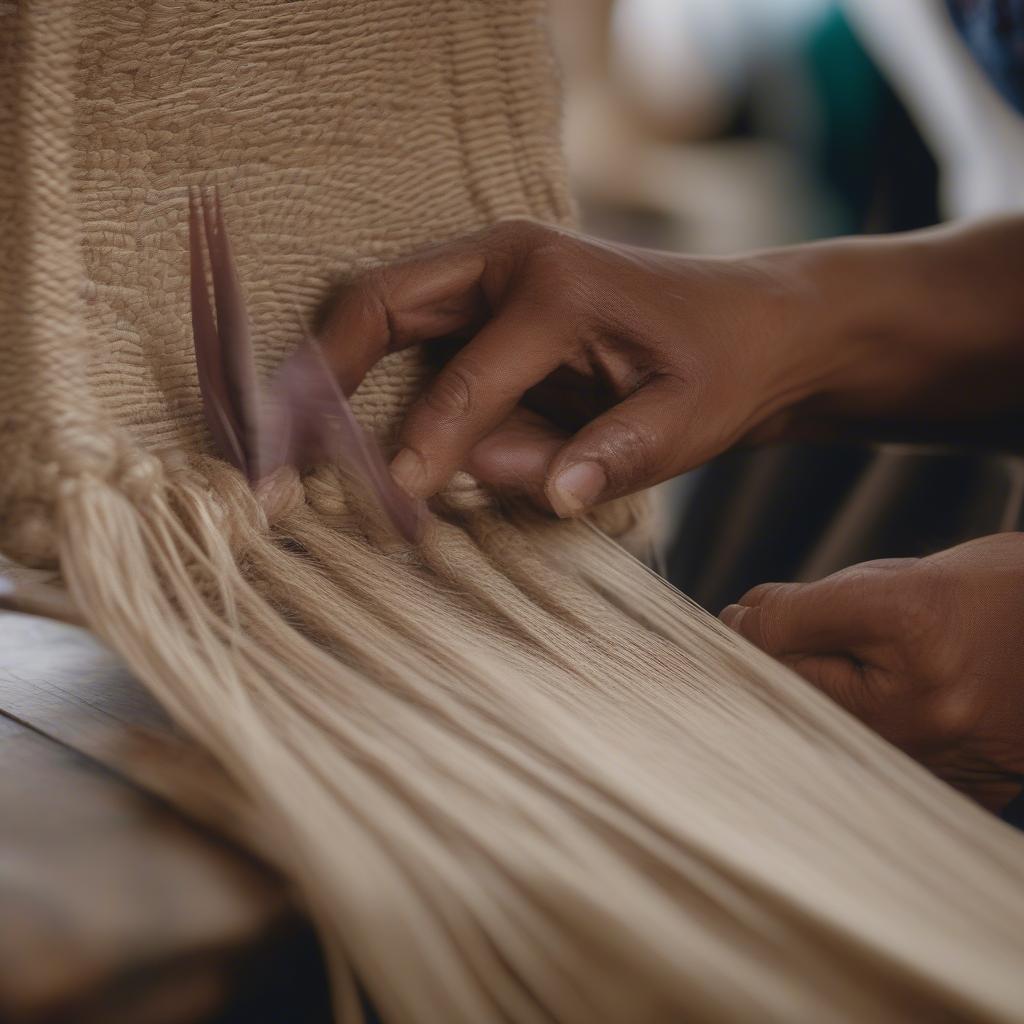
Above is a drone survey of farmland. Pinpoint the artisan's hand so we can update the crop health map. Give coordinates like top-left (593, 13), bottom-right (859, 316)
top-left (319, 216), bottom-right (1024, 515)
top-left (318, 220), bottom-right (845, 515)
top-left (722, 533), bottom-right (1024, 812)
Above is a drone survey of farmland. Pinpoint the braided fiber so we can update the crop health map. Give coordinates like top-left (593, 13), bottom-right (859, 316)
top-left (3, 3), bottom-right (1024, 1022)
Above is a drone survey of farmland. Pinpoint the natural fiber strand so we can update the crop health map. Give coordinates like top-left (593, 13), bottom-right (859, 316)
top-left (51, 455), bottom-right (1024, 1023)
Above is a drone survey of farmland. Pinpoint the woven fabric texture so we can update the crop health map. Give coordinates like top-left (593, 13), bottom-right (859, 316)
top-left (0, 0), bottom-right (571, 560)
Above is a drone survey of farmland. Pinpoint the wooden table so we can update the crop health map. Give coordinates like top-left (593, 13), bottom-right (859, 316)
top-left (0, 613), bottom-right (332, 1023)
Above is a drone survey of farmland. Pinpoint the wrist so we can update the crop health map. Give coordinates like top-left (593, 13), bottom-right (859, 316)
top-left (753, 229), bottom-right (1024, 434)
top-left (732, 241), bottom-right (877, 425)
top-left (793, 224), bottom-right (1024, 425)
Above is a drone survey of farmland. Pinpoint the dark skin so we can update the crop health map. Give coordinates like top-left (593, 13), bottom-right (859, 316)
top-left (318, 215), bottom-right (1024, 811)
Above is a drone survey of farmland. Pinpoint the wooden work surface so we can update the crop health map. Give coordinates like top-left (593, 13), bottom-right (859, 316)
top-left (0, 613), bottom-right (332, 1024)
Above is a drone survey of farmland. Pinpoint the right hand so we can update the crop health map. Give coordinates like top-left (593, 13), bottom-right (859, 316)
top-left (318, 219), bottom-right (848, 516)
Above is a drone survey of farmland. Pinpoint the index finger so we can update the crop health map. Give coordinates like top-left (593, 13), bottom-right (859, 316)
top-left (389, 294), bottom-right (570, 497)
top-left (317, 244), bottom-right (491, 394)
top-left (721, 566), bottom-right (913, 658)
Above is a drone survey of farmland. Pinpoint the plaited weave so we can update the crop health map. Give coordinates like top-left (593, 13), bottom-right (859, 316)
top-left (0, 0), bottom-right (572, 560)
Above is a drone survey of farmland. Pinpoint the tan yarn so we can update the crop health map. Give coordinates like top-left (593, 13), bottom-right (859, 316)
top-left (3, 3), bottom-right (1024, 1023)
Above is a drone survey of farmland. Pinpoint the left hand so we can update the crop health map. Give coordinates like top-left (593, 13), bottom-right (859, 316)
top-left (721, 533), bottom-right (1024, 812)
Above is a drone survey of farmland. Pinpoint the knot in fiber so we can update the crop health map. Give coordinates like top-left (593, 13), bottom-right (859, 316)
top-left (439, 471), bottom-right (495, 514)
top-left (255, 466), bottom-right (305, 527)
top-left (588, 492), bottom-right (652, 545)
top-left (192, 459), bottom-right (269, 544)
top-left (302, 466), bottom-right (352, 525)
top-left (115, 449), bottom-right (165, 500)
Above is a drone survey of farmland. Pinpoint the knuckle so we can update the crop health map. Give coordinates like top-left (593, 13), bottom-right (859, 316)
top-left (530, 233), bottom-right (568, 262)
top-left (526, 239), bottom-right (574, 286)
top-left (837, 558), bottom-right (940, 644)
top-left (491, 216), bottom-right (543, 252)
top-left (352, 265), bottom-right (389, 303)
top-left (739, 582), bottom-right (780, 608)
top-left (334, 268), bottom-right (383, 314)
top-left (351, 269), bottom-right (392, 323)
top-left (320, 272), bottom-right (392, 348)
top-left (598, 415), bottom-right (667, 487)
top-left (424, 362), bottom-right (477, 419)
top-left (752, 585), bottom-right (792, 652)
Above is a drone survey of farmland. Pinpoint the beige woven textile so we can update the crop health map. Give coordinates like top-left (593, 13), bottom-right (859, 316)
top-left (3, 3), bottom-right (1024, 1023)
top-left (1, 0), bottom-right (574, 559)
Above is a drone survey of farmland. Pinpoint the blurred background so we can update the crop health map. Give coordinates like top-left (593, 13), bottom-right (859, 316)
top-left (548, 0), bottom-right (1024, 611)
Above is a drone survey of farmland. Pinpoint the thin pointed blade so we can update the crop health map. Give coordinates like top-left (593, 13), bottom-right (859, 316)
top-left (257, 342), bottom-right (427, 544)
top-left (201, 187), bottom-right (260, 479)
top-left (188, 188), bottom-right (247, 472)
top-left (304, 339), bottom-right (428, 545)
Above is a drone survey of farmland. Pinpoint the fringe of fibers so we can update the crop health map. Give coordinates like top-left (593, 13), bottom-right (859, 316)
top-left (54, 457), bottom-right (1024, 1024)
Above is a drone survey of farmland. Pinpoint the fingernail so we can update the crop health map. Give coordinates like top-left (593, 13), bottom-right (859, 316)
top-left (546, 461), bottom-right (607, 518)
top-left (720, 604), bottom-right (746, 630)
top-left (390, 448), bottom-right (429, 497)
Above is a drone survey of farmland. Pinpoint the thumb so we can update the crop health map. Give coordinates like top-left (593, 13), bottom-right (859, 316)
top-left (542, 376), bottom-right (692, 517)
top-left (465, 408), bottom-right (567, 505)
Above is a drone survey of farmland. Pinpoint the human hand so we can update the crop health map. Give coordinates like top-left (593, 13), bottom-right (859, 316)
top-left (721, 533), bottom-right (1024, 812)
top-left (316, 220), bottom-right (849, 516)
top-left (315, 216), bottom-right (1024, 515)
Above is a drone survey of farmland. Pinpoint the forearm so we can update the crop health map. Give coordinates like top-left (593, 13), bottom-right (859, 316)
top-left (773, 215), bottom-right (1024, 446)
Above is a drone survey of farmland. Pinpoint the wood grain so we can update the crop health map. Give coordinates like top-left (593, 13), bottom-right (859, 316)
top-left (0, 614), bottom-right (252, 842)
top-left (0, 613), bottom-right (331, 1023)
